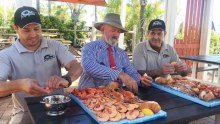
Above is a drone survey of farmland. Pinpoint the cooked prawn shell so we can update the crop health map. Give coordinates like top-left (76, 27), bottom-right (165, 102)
top-left (120, 112), bottom-right (126, 119)
top-left (138, 112), bottom-right (145, 118)
top-left (83, 99), bottom-right (91, 106)
top-left (109, 112), bottom-right (122, 122)
top-left (118, 89), bottom-right (135, 99)
top-left (127, 104), bottom-right (139, 111)
top-left (96, 112), bottom-right (110, 122)
top-left (104, 106), bottom-right (118, 118)
top-left (93, 102), bottom-right (104, 111)
top-left (114, 102), bottom-right (127, 113)
top-left (111, 91), bottom-right (124, 101)
top-left (126, 109), bottom-right (139, 120)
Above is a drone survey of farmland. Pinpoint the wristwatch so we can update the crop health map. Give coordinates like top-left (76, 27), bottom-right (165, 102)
top-left (62, 75), bottom-right (72, 87)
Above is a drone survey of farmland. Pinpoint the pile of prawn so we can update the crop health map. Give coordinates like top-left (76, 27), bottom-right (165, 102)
top-left (155, 76), bottom-right (220, 101)
top-left (71, 87), bottom-right (161, 122)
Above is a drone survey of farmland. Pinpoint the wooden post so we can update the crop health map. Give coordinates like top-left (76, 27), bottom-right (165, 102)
top-left (91, 22), bottom-right (96, 41)
top-left (118, 0), bottom-right (127, 49)
top-left (165, 0), bottom-right (177, 46)
top-left (132, 25), bottom-right (137, 52)
top-left (74, 23), bottom-right (76, 46)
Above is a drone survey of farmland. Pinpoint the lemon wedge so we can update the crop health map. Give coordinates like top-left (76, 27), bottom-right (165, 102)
top-left (142, 108), bottom-right (154, 116)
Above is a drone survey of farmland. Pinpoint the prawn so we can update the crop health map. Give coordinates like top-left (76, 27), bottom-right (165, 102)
top-left (104, 106), bottom-right (117, 118)
top-left (93, 102), bottom-right (104, 111)
top-left (96, 112), bottom-right (110, 122)
top-left (109, 112), bottom-right (122, 122)
top-left (126, 109), bottom-right (139, 120)
top-left (115, 103), bottom-right (127, 113)
top-left (127, 104), bottom-right (139, 111)
top-left (138, 112), bottom-right (145, 118)
top-left (120, 112), bottom-right (126, 119)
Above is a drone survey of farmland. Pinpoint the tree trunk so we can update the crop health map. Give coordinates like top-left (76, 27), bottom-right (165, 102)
top-left (48, 1), bottom-right (51, 16)
top-left (139, 0), bottom-right (147, 41)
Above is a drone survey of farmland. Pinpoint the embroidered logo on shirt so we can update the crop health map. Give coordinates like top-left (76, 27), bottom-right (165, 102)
top-left (44, 54), bottom-right (55, 62)
top-left (163, 54), bottom-right (170, 58)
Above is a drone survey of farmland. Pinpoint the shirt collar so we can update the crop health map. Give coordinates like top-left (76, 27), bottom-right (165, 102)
top-left (15, 37), bottom-right (48, 53)
top-left (99, 38), bottom-right (116, 50)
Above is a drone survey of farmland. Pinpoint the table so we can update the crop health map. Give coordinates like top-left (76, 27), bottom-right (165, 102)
top-left (25, 86), bottom-right (220, 124)
top-left (1, 33), bottom-right (17, 43)
top-left (180, 54), bottom-right (220, 84)
top-left (0, 39), bottom-right (11, 50)
top-left (50, 38), bottom-right (72, 50)
top-left (42, 33), bottom-right (58, 39)
top-left (1, 33), bottom-right (18, 37)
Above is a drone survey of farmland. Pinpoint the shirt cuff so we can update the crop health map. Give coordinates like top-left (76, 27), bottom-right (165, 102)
top-left (110, 69), bottom-right (121, 81)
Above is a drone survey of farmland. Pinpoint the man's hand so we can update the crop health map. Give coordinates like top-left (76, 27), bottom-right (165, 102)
top-left (140, 74), bottom-right (153, 87)
top-left (19, 79), bottom-right (49, 96)
top-left (47, 75), bottom-right (69, 91)
top-left (175, 62), bottom-right (188, 72)
top-left (65, 60), bottom-right (83, 81)
top-left (118, 72), bottom-right (138, 94)
top-left (161, 64), bottom-right (175, 75)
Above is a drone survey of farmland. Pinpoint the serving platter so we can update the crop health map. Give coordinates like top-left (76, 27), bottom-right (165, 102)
top-left (70, 87), bottom-right (167, 124)
top-left (153, 77), bottom-right (220, 107)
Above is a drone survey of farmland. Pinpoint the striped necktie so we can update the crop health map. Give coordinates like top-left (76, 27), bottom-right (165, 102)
top-left (107, 45), bottom-right (116, 69)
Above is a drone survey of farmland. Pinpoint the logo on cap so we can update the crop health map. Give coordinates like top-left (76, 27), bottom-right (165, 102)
top-left (148, 19), bottom-right (166, 31)
top-left (21, 10), bottom-right (35, 20)
top-left (14, 6), bottom-right (41, 28)
top-left (152, 21), bottom-right (163, 27)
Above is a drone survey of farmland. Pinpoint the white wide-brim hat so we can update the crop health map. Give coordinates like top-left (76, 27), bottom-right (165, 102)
top-left (94, 13), bottom-right (127, 33)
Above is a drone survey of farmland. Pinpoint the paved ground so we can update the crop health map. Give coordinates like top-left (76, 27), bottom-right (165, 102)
top-left (0, 95), bottom-right (13, 124)
top-left (0, 46), bottom-right (217, 124)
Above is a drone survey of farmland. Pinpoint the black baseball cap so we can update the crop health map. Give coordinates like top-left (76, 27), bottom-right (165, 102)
top-left (14, 6), bottom-right (41, 28)
top-left (148, 19), bottom-right (166, 31)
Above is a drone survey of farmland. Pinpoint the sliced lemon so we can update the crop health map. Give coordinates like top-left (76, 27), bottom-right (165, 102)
top-left (141, 108), bottom-right (154, 116)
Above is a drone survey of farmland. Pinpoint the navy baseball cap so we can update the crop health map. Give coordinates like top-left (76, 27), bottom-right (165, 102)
top-left (148, 19), bottom-right (166, 31)
top-left (14, 6), bottom-right (41, 28)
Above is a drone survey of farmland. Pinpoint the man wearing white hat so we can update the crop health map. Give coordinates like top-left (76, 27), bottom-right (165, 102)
top-left (79, 13), bottom-right (153, 93)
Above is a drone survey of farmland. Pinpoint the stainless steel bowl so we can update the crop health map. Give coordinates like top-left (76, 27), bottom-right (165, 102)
top-left (40, 95), bottom-right (71, 116)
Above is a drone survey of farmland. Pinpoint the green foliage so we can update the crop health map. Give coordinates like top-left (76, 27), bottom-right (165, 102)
top-left (0, 7), bottom-right (3, 26)
top-left (144, 2), bottom-right (164, 30)
top-left (176, 31), bottom-right (184, 39)
top-left (106, 0), bottom-right (121, 14)
top-left (209, 30), bottom-right (220, 54)
top-left (62, 20), bottom-right (86, 40)
top-left (124, 1), bottom-right (140, 51)
top-left (0, 6), bottom-right (16, 34)
top-left (0, 6), bottom-right (15, 26)
top-left (41, 15), bottom-right (86, 44)
top-left (41, 16), bottom-right (63, 29)
top-left (0, 3), bottom-right (87, 46)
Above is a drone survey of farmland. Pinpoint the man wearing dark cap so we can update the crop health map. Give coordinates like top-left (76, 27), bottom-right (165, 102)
top-left (79, 13), bottom-right (153, 93)
top-left (133, 19), bottom-right (188, 79)
top-left (0, 6), bottom-right (82, 123)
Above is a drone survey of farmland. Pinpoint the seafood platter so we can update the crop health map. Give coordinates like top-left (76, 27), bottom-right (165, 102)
top-left (70, 87), bottom-right (167, 124)
top-left (153, 76), bottom-right (220, 107)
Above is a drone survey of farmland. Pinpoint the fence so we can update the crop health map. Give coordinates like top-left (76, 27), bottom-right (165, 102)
top-left (174, 0), bottom-right (204, 68)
